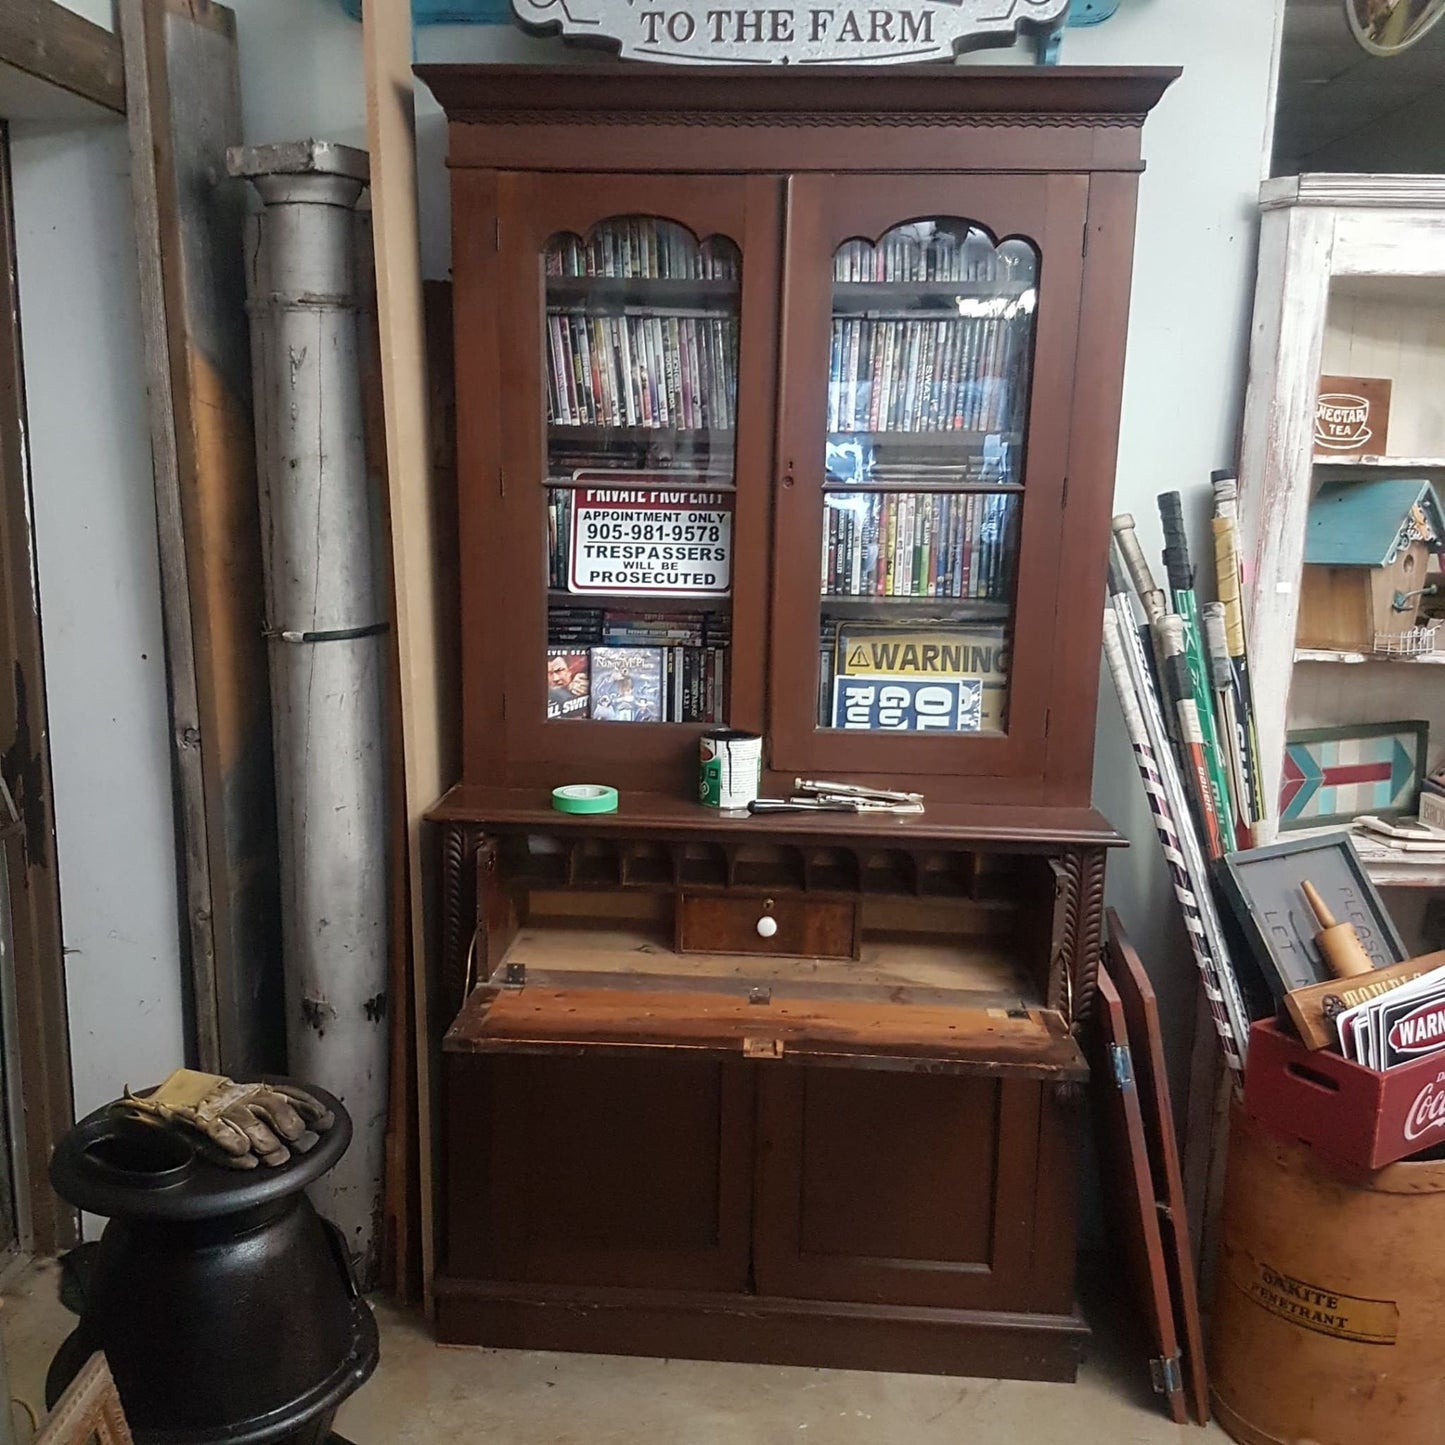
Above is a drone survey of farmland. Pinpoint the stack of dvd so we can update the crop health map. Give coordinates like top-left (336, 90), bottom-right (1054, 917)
top-left (820, 491), bottom-right (1019, 602)
top-left (545, 313), bottom-right (738, 432)
top-left (546, 222), bottom-right (739, 282)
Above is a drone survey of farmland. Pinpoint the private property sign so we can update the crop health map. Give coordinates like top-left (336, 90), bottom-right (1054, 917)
top-left (510, 0), bottom-right (1068, 64)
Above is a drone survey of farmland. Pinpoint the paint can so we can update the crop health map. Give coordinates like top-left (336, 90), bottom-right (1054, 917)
top-left (700, 730), bottom-right (762, 809)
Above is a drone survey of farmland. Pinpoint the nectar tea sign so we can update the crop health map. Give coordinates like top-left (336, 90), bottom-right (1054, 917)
top-left (1314, 375), bottom-right (1391, 459)
top-left (511, 0), bottom-right (1067, 64)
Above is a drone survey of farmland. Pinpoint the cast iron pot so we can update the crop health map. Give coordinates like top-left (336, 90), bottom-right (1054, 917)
top-left (46, 1083), bottom-right (378, 1445)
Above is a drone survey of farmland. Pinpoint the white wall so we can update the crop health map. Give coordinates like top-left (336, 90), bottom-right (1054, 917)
top-left (10, 121), bottom-right (186, 1124)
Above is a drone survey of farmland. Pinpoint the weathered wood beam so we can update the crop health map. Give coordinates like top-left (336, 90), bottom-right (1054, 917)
top-left (120, 0), bottom-right (283, 1074)
top-left (364, 0), bottom-right (447, 1309)
top-left (0, 0), bottom-right (125, 115)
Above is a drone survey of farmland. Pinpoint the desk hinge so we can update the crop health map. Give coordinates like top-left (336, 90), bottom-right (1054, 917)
top-left (498, 466), bottom-right (505, 498)
top-left (1110, 1042), bottom-right (1134, 1091)
top-left (504, 962), bottom-right (526, 989)
top-left (1149, 1353), bottom-right (1182, 1398)
top-left (743, 1037), bottom-right (784, 1060)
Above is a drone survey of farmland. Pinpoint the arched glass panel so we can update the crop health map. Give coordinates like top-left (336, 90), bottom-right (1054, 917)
top-left (541, 218), bottom-right (740, 726)
top-left (818, 220), bottom-right (1038, 737)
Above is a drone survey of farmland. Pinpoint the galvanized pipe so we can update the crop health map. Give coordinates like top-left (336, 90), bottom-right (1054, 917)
top-left (228, 141), bottom-right (387, 1287)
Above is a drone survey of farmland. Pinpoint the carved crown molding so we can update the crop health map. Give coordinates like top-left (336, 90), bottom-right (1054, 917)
top-left (456, 108), bottom-right (1147, 128)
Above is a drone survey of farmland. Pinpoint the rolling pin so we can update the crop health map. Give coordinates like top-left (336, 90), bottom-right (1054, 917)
top-left (1302, 879), bottom-right (1374, 979)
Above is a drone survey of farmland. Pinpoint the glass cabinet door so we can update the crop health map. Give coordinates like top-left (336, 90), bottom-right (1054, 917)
top-left (544, 220), bottom-right (739, 726)
top-left (495, 175), bottom-right (778, 781)
top-left (771, 175), bottom-right (1088, 788)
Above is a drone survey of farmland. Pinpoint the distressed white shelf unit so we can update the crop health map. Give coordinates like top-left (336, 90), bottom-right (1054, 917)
top-left (1239, 175), bottom-right (1445, 869)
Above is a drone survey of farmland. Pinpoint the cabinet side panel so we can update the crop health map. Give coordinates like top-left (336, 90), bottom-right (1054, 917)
top-left (1046, 170), bottom-right (1141, 805)
top-left (452, 168), bottom-right (508, 785)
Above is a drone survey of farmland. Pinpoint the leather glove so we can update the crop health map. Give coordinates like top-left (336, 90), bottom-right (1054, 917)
top-left (112, 1069), bottom-right (335, 1170)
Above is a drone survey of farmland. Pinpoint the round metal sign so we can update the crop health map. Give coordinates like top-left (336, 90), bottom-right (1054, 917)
top-left (1346, 0), bottom-right (1445, 56)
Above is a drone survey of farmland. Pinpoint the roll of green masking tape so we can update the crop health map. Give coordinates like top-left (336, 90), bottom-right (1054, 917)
top-left (552, 783), bottom-right (619, 815)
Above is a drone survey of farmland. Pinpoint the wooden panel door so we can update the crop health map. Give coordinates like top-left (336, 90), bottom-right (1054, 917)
top-left (753, 1065), bottom-right (1072, 1312)
top-left (769, 173), bottom-right (1088, 800)
top-left (465, 170), bottom-right (782, 793)
top-left (445, 1052), bottom-right (755, 1292)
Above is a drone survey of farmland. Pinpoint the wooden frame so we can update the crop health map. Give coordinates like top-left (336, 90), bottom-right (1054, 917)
top-left (0, 1), bottom-right (124, 116)
top-left (120, 0), bottom-right (283, 1075)
top-left (363, 0), bottom-right (448, 1306)
top-left (0, 125), bottom-right (72, 1256)
top-left (1238, 174), bottom-right (1445, 843)
top-left (36, 1353), bottom-right (134, 1445)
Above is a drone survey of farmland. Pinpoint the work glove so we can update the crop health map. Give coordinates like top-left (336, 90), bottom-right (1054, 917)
top-left (111, 1069), bottom-right (335, 1170)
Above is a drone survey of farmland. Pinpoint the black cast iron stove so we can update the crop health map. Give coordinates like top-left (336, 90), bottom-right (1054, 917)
top-left (47, 1083), bottom-right (378, 1445)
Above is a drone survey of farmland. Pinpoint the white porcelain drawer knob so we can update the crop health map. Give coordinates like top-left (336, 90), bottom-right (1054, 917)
top-left (756, 915), bottom-right (779, 939)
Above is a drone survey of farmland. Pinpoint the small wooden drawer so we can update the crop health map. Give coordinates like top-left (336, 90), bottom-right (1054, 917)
top-left (677, 892), bottom-right (859, 960)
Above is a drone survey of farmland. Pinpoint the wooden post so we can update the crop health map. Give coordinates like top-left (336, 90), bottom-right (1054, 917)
top-left (119, 0), bottom-right (283, 1073)
top-left (363, 0), bottom-right (447, 1308)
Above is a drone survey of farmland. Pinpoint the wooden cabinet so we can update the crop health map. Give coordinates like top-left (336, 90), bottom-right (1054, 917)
top-left (421, 64), bottom-right (1173, 1381)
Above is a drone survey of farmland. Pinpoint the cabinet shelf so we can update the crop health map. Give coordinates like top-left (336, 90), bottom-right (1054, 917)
top-left (1294, 647), bottom-right (1445, 665)
top-left (545, 476), bottom-right (734, 492)
top-left (820, 597), bottom-right (1011, 620)
top-left (549, 589), bottom-right (732, 612)
top-left (550, 424), bottom-right (734, 441)
top-left (1313, 455), bottom-right (1445, 469)
top-left (833, 280), bottom-right (1031, 308)
top-left (825, 480), bottom-right (1024, 495)
top-left (546, 276), bottom-right (738, 305)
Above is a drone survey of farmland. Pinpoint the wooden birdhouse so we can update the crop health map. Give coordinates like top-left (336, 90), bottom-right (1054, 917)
top-left (1298, 478), bottom-right (1445, 652)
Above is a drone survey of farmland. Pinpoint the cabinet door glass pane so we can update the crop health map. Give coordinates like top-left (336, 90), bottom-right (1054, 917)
top-left (542, 218), bottom-right (739, 726)
top-left (818, 221), bottom-right (1037, 736)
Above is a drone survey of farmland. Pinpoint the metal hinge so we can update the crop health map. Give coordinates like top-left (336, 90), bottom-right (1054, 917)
top-left (1149, 1353), bottom-right (1183, 1397)
top-left (743, 1037), bottom-right (784, 1060)
top-left (504, 962), bottom-right (526, 989)
top-left (498, 467), bottom-right (505, 498)
top-left (494, 217), bottom-right (501, 250)
top-left (1110, 1042), bottom-right (1135, 1091)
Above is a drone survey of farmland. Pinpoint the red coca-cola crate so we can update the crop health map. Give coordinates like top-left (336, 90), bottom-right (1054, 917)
top-left (1244, 1019), bottom-right (1445, 1171)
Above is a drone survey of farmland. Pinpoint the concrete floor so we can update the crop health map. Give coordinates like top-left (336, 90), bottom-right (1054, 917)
top-left (0, 1258), bottom-right (1227, 1443)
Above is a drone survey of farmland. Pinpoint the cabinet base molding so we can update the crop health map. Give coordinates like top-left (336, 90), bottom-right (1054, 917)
top-left (432, 1277), bottom-right (1089, 1382)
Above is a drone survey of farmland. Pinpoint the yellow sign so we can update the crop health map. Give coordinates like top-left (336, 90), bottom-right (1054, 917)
top-left (1224, 1247), bottom-right (1399, 1345)
top-left (837, 625), bottom-right (1008, 731)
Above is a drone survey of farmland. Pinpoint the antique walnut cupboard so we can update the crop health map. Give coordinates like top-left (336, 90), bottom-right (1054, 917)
top-left (421, 64), bottom-right (1174, 1380)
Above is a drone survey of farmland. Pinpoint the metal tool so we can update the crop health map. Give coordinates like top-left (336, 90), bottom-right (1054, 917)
top-left (794, 778), bottom-right (926, 813)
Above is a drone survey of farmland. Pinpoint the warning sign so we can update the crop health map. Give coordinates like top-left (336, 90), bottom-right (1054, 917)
top-left (1223, 1247), bottom-right (1399, 1345)
top-left (569, 485), bottom-right (733, 597)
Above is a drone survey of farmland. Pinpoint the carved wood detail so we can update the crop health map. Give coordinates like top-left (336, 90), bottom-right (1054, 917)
top-left (447, 110), bottom-right (1146, 129)
top-left (1050, 845), bottom-right (1106, 1024)
top-left (440, 822), bottom-right (486, 1019)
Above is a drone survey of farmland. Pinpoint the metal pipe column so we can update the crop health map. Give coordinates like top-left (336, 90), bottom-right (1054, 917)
top-left (228, 140), bottom-right (387, 1287)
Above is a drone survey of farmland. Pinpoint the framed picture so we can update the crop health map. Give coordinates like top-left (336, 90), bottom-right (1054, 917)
top-left (1347, 0), bottom-right (1445, 56)
top-left (1216, 833), bottom-right (1408, 1001)
top-left (1280, 720), bottom-right (1429, 829)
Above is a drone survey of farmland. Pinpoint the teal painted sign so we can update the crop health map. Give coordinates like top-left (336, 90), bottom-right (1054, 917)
top-left (338, 0), bottom-right (511, 21)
